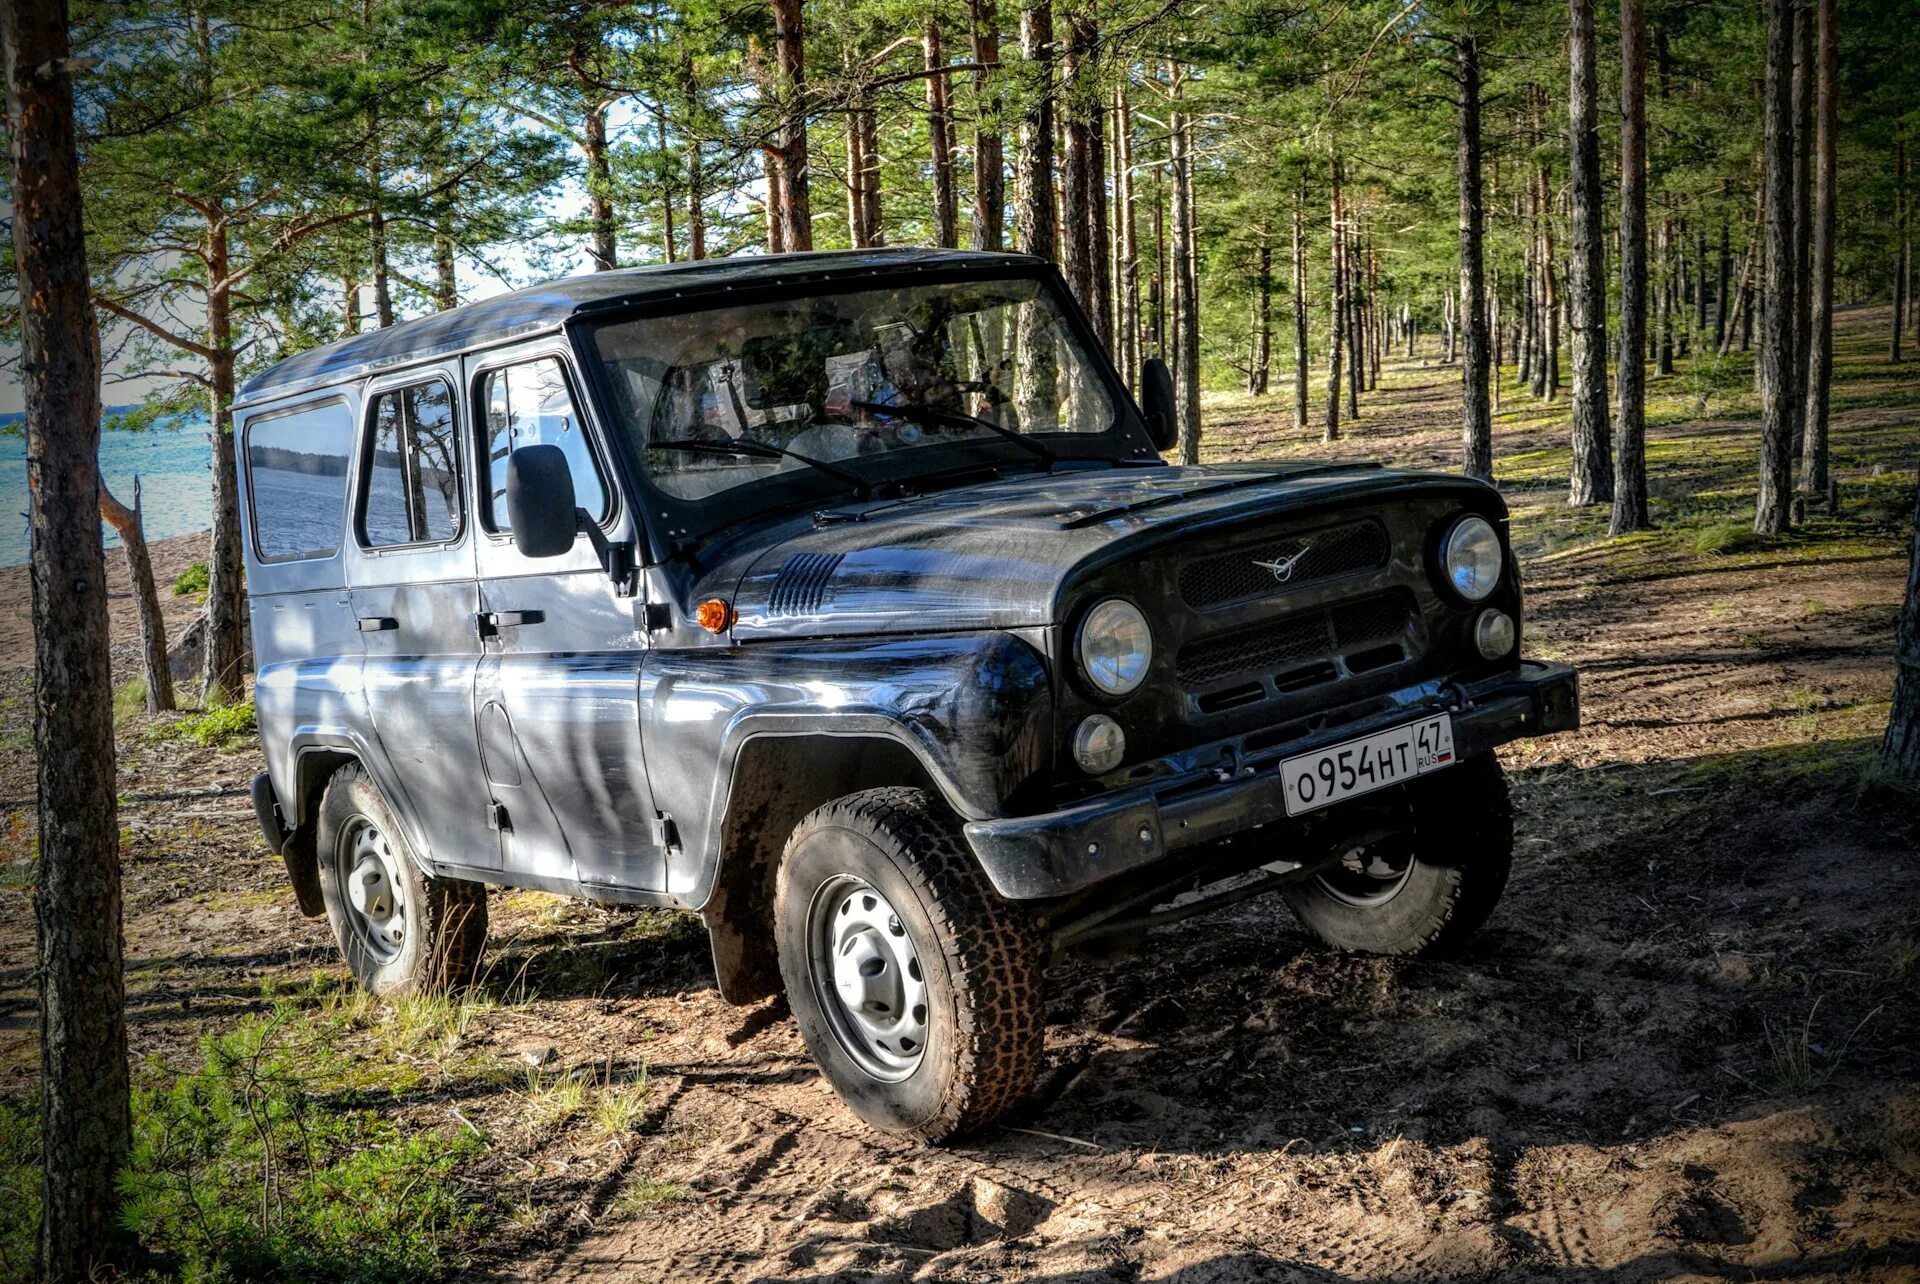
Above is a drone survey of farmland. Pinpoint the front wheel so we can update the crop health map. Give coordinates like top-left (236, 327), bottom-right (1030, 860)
top-left (316, 765), bottom-right (488, 997)
top-left (775, 788), bottom-right (1044, 1143)
top-left (1281, 753), bottom-right (1513, 957)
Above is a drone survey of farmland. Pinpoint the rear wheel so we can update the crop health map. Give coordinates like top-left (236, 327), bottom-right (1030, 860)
top-left (775, 787), bottom-right (1044, 1143)
top-left (1282, 753), bottom-right (1513, 957)
top-left (316, 766), bottom-right (487, 996)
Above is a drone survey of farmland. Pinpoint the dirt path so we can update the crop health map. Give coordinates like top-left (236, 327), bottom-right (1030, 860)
top-left (0, 310), bottom-right (1913, 1281)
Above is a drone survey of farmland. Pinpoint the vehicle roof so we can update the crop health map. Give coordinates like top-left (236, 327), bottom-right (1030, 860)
top-left (235, 248), bottom-right (1047, 406)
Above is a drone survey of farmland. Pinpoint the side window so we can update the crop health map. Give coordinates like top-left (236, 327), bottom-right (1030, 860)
top-left (478, 357), bottom-right (608, 534)
top-left (361, 378), bottom-right (462, 548)
top-left (245, 401), bottom-right (353, 562)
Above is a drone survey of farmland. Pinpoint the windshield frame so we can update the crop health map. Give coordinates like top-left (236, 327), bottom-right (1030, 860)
top-left (568, 261), bottom-right (1159, 549)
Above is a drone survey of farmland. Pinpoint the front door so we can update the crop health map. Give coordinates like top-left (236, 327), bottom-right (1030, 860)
top-left (346, 370), bottom-right (495, 871)
top-left (468, 348), bottom-right (667, 894)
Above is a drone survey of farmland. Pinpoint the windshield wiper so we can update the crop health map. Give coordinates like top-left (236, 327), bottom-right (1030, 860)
top-left (646, 437), bottom-right (870, 497)
top-left (852, 398), bottom-right (1058, 467)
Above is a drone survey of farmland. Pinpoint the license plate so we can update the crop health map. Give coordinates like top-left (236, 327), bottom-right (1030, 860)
top-left (1280, 714), bottom-right (1455, 816)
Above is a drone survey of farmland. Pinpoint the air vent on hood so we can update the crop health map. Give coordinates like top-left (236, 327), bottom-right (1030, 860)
top-left (767, 552), bottom-right (844, 616)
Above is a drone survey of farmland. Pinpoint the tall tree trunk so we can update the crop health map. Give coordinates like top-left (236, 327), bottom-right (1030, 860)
top-left (1881, 451), bottom-right (1920, 778)
top-left (847, 81), bottom-right (872, 247)
top-left (1367, 241), bottom-right (1381, 387)
top-left (1799, 0), bottom-right (1836, 504)
top-left (1168, 63), bottom-right (1201, 464)
top-left (1715, 200), bottom-right (1731, 349)
top-left (1292, 184), bottom-right (1309, 432)
top-left (1695, 223), bottom-right (1710, 335)
top-left (771, 0), bottom-right (813, 251)
top-left (99, 482), bottom-right (174, 712)
top-left (1656, 217), bottom-right (1674, 374)
top-left (1148, 149), bottom-right (1165, 356)
top-left (1612, 0), bottom-right (1650, 534)
top-left (1894, 126), bottom-right (1908, 362)
top-left (1058, 24), bottom-right (1096, 318)
top-left (1325, 154), bottom-right (1346, 442)
top-left (369, 147), bottom-right (394, 326)
top-left (657, 110), bottom-right (678, 262)
top-left (1790, 0), bottom-right (1813, 459)
top-left (584, 102), bottom-right (618, 269)
top-left (1088, 94), bottom-right (1111, 353)
top-left (1013, 0), bottom-right (1054, 259)
top-left (3, 2), bottom-right (132, 1274)
top-left (1345, 229), bottom-right (1361, 416)
top-left (1115, 88), bottom-right (1139, 384)
top-left (684, 53), bottom-right (707, 259)
top-left (1250, 234), bottom-right (1272, 395)
top-left (202, 226), bottom-right (246, 704)
top-left (342, 274), bottom-right (360, 335)
top-left (969, 0), bottom-right (1004, 251)
top-left (1458, 33), bottom-right (1492, 481)
top-left (1756, 0), bottom-right (1797, 535)
top-left (1568, 0), bottom-right (1612, 505)
top-left (926, 20), bottom-right (958, 248)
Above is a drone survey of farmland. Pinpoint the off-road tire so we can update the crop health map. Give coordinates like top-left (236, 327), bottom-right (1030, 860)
top-left (1282, 752), bottom-right (1513, 957)
top-left (316, 765), bottom-right (488, 997)
top-left (775, 787), bottom-right (1044, 1143)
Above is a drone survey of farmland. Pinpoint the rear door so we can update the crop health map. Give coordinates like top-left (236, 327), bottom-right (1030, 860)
top-left (468, 344), bottom-right (666, 894)
top-left (345, 367), bottom-right (495, 871)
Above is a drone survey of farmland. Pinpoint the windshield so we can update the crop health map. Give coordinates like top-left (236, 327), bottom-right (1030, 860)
top-left (588, 276), bottom-right (1118, 507)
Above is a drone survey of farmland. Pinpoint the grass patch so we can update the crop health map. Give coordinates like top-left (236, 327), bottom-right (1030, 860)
top-left (0, 1096), bottom-right (37, 1280)
top-left (608, 1177), bottom-right (688, 1217)
top-left (114, 676), bottom-right (149, 725)
top-left (171, 561), bottom-right (209, 598)
top-left (1692, 521), bottom-right (1764, 557)
top-left (153, 700), bottom-right (257, 750)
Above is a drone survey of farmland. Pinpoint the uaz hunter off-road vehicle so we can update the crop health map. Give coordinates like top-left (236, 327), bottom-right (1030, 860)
top-left (239, 249), bottom-right (1577, 1142)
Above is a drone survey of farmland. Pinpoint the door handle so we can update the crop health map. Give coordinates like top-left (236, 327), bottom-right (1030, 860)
top-left (477, 610), bottom-right (545, 637)
top-left (356, 616), bottom-right (399, 633)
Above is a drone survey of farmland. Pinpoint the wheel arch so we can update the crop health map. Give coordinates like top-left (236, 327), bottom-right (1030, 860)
top-left (700, 732), bottom-right (944, 1005)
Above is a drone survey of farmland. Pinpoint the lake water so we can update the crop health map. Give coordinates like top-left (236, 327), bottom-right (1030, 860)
top-left (0, 425), bottom-right (215, 566)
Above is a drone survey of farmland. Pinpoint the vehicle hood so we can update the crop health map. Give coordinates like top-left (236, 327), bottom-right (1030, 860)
top-left (722, 462), bottom-right (1495, 640)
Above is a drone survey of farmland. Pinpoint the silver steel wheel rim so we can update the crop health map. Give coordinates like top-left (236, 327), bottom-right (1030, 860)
top-left (334, 816), bottom-right (408, 965)
top-left (807, 875), bottom-right (929, 1082)
top-left (1315, 841), bottom-right (1415, 909)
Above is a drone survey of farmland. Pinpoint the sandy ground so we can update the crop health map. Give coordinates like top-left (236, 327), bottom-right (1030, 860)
top-left (0, 530), bottom-right (209, 675)
top-left (0, 308), bottom-right (1914, 1281)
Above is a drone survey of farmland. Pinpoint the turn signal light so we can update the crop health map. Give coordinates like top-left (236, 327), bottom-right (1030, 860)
top-left (694, 598), bottom-right (733, 634)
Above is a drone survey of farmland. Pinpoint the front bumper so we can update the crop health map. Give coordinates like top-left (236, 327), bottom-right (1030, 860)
top-left (963, 661), bottom-right (1578, 899)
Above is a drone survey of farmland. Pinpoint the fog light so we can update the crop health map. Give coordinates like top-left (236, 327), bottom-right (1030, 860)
top-left (1475, 608), bottom-right (1516, 659)
top-left (1072, 714), bottom-right (1126, 774)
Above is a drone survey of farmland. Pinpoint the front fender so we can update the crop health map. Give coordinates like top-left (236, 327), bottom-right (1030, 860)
top-left (640, 630), bottom-right (1053, 905)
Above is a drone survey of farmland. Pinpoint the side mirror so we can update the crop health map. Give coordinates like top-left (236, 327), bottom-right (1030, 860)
top-left (1139, 357), bottom-right (1177, 453)
top-left (506, 444), bottom-right (578, 558)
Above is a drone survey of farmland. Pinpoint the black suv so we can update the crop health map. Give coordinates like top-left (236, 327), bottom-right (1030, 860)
top-left (238, 249), bottom-right (1577, 1142)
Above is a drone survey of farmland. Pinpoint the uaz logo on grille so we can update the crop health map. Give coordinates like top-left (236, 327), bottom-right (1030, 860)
top-left (1251, 546), bottom-right (1312, 582)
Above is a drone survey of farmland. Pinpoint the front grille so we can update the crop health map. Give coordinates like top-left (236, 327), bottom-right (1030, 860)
top-left (1175, 592), bottom-right (1414, 691)
top-left (1178, 520), bottom-right (1389, 611)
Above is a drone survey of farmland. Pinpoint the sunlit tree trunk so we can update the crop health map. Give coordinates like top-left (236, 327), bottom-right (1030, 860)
top-left (1458, 32), bottom-right (1491, 481)
top-left (1292, 184), bottom-right (1309, 432)
top-left (1325, 154), bottom-right (1345, 442)
top-left (100, 482), bottom-right (174, 712)
top-left (1612, 0), bottom-right (1650, 534)
top-left (202, 225), bottom-right (246, 703)
top-left (1799, 0), bottom-right (1836, 505)
top-left (1756, 0), bottom-right (1797, 535)
top-left (1168, 62), bottom-right (1200, 463)
top-left (969, 0), bottom-right (1004, 251)
top-left (771, 0), bottom-right (813, 251)
top-left (3, 3), bottom-right (132, 1274)
top-left (1059, 14), bottom-right (1097, 319)
top-left (1013, 0), bottom-right (1054, 259)
top-left (926, 21), bottom-right (958, 248)
top-left (1567, 0), bottom-right (1612, 505)
top-left (1250, 234), bottom-right (1272, 395)
top-left (1790, 0), bottom-right (1813, 458)
top-left (584, 101), bottom-right (618, 269)
top-left (1114, 88), bottom-right (1139, 384)
top-left (1088, 93), bottom-right (1111, 353)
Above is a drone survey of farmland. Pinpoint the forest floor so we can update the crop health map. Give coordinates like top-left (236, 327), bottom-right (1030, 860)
top-left (0, 306), bottom-right (1916, 1282)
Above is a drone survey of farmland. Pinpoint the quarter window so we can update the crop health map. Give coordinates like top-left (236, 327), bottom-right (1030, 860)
top-left (361, 379), bottom-right (462, 548)
top-left (245, 401), bottom-right (353, 562)
top-left (478, 357), bottom-right (608, 533)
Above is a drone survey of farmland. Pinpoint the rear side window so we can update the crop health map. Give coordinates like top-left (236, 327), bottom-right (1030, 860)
top-left (245, 401), bottom-right (353, 562)
top-left (361, 379), bottom-right (462, 548)
top-left (477, 357), bottom-right (608, 533)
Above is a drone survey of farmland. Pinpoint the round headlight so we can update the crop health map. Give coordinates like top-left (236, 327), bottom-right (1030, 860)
top-left (1441, 515), bottom-right (1504, 602)
top-left (1076, 598), bottom-right (1153, 697)
top-left (1071, 714), bottom-right (1127, 774)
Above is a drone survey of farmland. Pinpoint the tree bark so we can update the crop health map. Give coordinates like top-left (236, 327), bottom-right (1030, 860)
top-left (1790, 0), bottom-right (1813, 458)
top-left (1756, 0), bottom-right (1797, 535)
top-left (926, 20), bottom-right (958, 248)
top-left (1894, 126), bottom-right (1908, 362)
top-left (1058, 14), bottom-right (1097, 320)
top-left (1297, 182), bottom-right (1313, 429)
top-left (1250, 234), bottom-right (1272, 395)
top-left (1612, 0), bottom-right (1650, 534)
top-left (3, 2), bottom-right (132, 1275)
top-left (657, 110), bottom-right (678, 262)
top-left (1656, 217), bottom-right (1675, 374)
top-left (771, 0), bottom-right (813, 251)
top-left (1715, 200), bottom-right (1731, 349)
top-left (1881, 450), bottom-right (1920, 779)
top-left (100, 482), bottom-right (174, 712)
top-left (969, 0), bottom-right (1004, 251)
top-left (1458, 33), bottom-right (1492, 481)
top-left (1345, 228), bottom-right (1361, 417)
top-left (1168, 63), bottom-right (1201, 464)
top-left (1088, 94), bottom-right (1111, 354)
top-left (584, 102), bottom-right (618, 269)
top-left (1568, 0), bottom-right (1612, 505)
top-left (1799, 0), bottom-right (1836, 504)
top-left (1114, 88), bottom-right (1139, 384)
top-left (1013, 0), bottom-right (1054, 259)
top-left (1325, 154), bottom-right (1345, 442)
top-left (201, 225), bottom-right (246, 704)
top-left (368, 148), bottom-right (394, 326)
